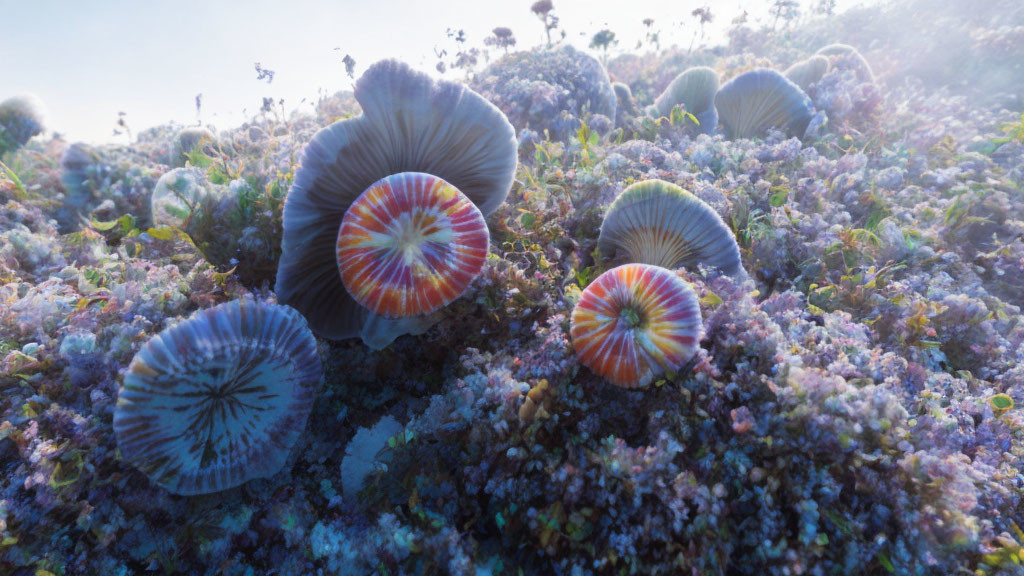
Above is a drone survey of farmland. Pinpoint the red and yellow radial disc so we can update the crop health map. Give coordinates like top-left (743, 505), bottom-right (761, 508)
top-left (337, 172), bottom-right (489, 318)
top-left (570, 263), bottom-right (703, 388)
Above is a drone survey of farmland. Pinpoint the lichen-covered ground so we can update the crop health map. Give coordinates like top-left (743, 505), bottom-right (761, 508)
top-left (3, 0), bottom-right (1024, 574)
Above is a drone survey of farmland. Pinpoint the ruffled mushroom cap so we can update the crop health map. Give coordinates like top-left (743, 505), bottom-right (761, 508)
top-left (816, 43), bottom-right (875, 83)
top-left (337, 172), bottom-right (489, 318)
top-left (652, 67), bottom-right (720, 135)
top-left (571, 263), bottom-right (702, 388)
top-left (114, 298), bottom-right (321, 495)
top-left (714, 69), bottom-right (813, 140)
top-left (784, 55), bottom-right (830, 92)
top-left (276, 59), bottom-right (516, 341)
top-left (598, 179), bottom-right (744, 278)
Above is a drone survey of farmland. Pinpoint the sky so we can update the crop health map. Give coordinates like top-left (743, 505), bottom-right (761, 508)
top-left (1, 0), bottom-right (876, 144)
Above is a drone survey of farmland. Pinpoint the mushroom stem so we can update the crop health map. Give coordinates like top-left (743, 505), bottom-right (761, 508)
top-left (360, 311), bottom-right (441, 350)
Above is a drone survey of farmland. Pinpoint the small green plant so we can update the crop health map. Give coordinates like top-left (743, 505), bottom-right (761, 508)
top-left (574, 119), bottom-right (600, 167)
top-left (995, 112), bottom-right (1024, 145)
top-left (574, 265), bottom-right (594, 288)
top-left (990, 393), bottom-right (1014, 412)
top-left (823, 227), bottom-right (882, 270)
top-left (0, 159), bottom-right (28, 200)
top-left (184, 142), bottom-right (243, 185)
top-left (669, 105), bottom-right (699, 128)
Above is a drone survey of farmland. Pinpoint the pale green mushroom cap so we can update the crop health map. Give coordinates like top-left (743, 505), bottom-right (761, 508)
top-left (598, 179), bottom-right (745, 278)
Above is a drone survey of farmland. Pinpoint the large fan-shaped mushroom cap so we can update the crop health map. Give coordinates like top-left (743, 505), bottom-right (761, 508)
top-left (598, 180), bottom-right (744, 278)
top-left (653, 67), bottom-right (719, 118)
top-left (784, 55), bottom-right (830, 92)
top-left (114, 298), bottom-right (322, 495)
top-left (276, 59), bottom-right (517, 341)
top-left (715, 69), bottom-right (813, 140)
top-left (571, 263), bottom-right (703, 388)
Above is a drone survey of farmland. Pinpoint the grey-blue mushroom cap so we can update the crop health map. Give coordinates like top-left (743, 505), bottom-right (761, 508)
top-left (275, 59), bottom-right (517, 340)
top-left (715, 68), bottom-right (813, 140)
top-left (113, 298), bottom-right (322, 495)
top-left (653, 67), bottom-right (720, 118)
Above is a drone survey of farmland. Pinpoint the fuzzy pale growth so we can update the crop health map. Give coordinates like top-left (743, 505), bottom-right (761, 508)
top-left (276, 59), bottom-right (517, 341)
top-left (168, 126), bottom-right (216, 168)
top-left (715, 68), bottom-right (813, 139)
top-left (571, 263), bottom-right (703, 387)
top-left (336, 172), bottom-right (489, 319)
top-left (113, 299), bottom-right (322, 495)
top-left (0, 95), bottom-right (46, 156)
top-left (598, 179), bottom-right (745, 278)
top-left (150, 167), bottom-right (220, 228)
top-left (58, 142), bottom-right (103, 229)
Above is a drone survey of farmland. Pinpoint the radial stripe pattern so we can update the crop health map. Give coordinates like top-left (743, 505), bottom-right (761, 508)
top-left (598, 180), bottom-right (745, 278)
top-left (571, 264), bottom-right (703, 388)
top-left (715, 68), bottom-right (813, 140)
top-left (336, 172), bottom-right (489, 318)
top-left (114, 299), bottom-right (322, 495)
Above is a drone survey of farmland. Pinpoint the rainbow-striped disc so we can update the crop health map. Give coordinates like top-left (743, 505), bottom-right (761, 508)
top-left (337, 172), bottom-right (489, 318)
top-left (570, 263), bottom-right (703, 388)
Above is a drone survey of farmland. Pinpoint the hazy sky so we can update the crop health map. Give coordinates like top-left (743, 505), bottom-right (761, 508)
top-left (2, 0), bottom-right (874, 144)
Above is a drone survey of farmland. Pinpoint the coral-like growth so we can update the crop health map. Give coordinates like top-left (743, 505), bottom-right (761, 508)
top-left (715, 68), bottom-right (813, 139)
top-left (651, 66), bottom-right (720, 135)
top-left (471, 45), bottom-right (617, 140)
top-left (113, 298), bottom-right (322, 495)
top-left (598, 179), bottom-right (745, 277)
top-left (571, 263), bottom-right (702, 387)
top-left (276, 59), bottom-right (516, 342)
top-left (0, 95), bottom-right (46, 156)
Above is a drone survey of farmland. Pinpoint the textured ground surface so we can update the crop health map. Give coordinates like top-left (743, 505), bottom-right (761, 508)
top-left (2, 0), bottom-right (1024, 574)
